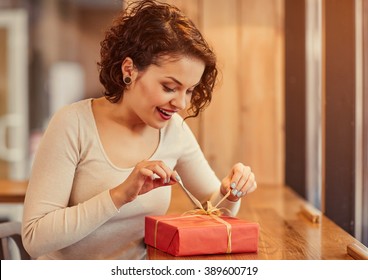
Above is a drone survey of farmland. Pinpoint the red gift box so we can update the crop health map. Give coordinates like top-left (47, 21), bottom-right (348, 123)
top-left (144, 214), bottom-right (259, 256)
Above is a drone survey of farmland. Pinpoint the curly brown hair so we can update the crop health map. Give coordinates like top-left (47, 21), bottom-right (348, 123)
top-left (98, 0), bottom-right (218, 118)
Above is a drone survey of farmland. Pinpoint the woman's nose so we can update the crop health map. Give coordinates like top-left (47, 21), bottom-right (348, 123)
top-left (171, 92), bottom-right (187, 110)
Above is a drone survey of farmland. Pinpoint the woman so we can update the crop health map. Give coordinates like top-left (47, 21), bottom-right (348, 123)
top-left (22, 0), bottom-right (257, 259)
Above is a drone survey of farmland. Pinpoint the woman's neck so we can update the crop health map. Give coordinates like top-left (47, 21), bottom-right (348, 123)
top-left (96, 97), bottom-right (149, 134)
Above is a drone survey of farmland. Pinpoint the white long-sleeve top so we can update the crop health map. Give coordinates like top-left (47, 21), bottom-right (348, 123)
top-left (22, 98), bottom-right (240, 259)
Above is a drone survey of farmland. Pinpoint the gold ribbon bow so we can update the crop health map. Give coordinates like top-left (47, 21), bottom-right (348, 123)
top-left (178, 179), bottom-right (232, 216)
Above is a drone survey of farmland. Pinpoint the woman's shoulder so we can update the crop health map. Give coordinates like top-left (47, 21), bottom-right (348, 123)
top-left (42, 99), bottom-right (92, 136)
top-left (51, 99), bottom-right (91, 121)
top-left (165, 114), bottom-right (187, 132)
top-left (60, 98), bottom-right (91, 114)
top-left (162, 114), bottom-right (196, 141)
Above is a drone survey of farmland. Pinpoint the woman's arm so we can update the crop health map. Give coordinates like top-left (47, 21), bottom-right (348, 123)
top-left (22, 105), bottom-right (118, 258)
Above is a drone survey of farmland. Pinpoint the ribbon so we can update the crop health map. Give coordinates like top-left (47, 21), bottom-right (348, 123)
top-left (178, 179), bottom-right (232, 216)
top-left (177, 180), bottom-right (233, 253)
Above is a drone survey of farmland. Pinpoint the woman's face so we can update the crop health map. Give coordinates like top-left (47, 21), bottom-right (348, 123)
top-left (124, 55), bottom-right (205, 129)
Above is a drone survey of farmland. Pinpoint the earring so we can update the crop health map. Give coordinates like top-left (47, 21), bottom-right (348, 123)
top-left (123, 76), bottom-right (132, 85)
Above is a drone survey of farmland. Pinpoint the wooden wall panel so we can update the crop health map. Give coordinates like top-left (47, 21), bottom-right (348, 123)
top-left (200, 0), bottom-right (284, 182)
top-left (201, 0), bottom-right (241, 179)
top-left (238, 0), bottom-right (285, 184)
top-left (0, 28), bottom-right (9, 179)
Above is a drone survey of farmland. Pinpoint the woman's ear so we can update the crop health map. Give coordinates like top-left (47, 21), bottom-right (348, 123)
top-left (121, 57), bottom-right (137, 82)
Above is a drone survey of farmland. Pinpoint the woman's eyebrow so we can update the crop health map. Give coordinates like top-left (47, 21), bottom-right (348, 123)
top-left (165, 76), bottom-right (183, 86)
top-left (165, 76), bottom-right (200, 88)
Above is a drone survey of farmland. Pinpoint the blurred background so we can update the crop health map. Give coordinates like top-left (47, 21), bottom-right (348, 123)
top-left (0, 0), bottom-right (367, 246)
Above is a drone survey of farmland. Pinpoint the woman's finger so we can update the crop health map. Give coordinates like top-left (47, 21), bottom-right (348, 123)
top-left (246, 181), bottom-right (257, 194)
top-left (237, 173), bottom-right (256, 197)
top-left (151, 162), bottom-right (173, 184)
top-left (140, 160), bottom-right (176, 185)
top-left (228, 163), bottom-right (245, 189)
top-left (230, 165), bottom-right (251, 196)
top-left (234, 166), bottom-right (251, 189)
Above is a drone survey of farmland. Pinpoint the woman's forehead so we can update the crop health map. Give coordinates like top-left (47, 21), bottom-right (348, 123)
top-left (145, 56), bottom-right (205, 84)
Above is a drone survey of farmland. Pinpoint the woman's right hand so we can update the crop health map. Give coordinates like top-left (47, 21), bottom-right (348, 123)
top-left (109, 160), bottom-right (179, 208)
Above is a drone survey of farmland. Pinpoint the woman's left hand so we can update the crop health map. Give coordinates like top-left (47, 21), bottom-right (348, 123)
top-left (220, 162), bottom-right (257, 202)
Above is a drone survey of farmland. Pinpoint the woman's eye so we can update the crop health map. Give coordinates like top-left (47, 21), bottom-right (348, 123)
top-left (186, 90), bottom-right (194, 95)
top-left (163, 85), bottom-right (175, 93)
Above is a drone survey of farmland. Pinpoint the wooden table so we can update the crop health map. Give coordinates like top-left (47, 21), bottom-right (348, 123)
top-left (147, 184), bottom-right (363, 260)
top-left (0, 180), bottom-right (28, 203)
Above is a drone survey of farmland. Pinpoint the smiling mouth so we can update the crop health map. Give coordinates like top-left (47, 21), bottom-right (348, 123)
top-left (157, 107), bottom-right (175, 117)
top-left (157, 107), bottom-right (176, 120)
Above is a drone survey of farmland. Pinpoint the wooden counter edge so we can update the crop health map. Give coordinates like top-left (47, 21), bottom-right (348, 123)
top-left (347, 243), bottom-right (368, 260)
top-left (300, 204), bottom-right (322, 223)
